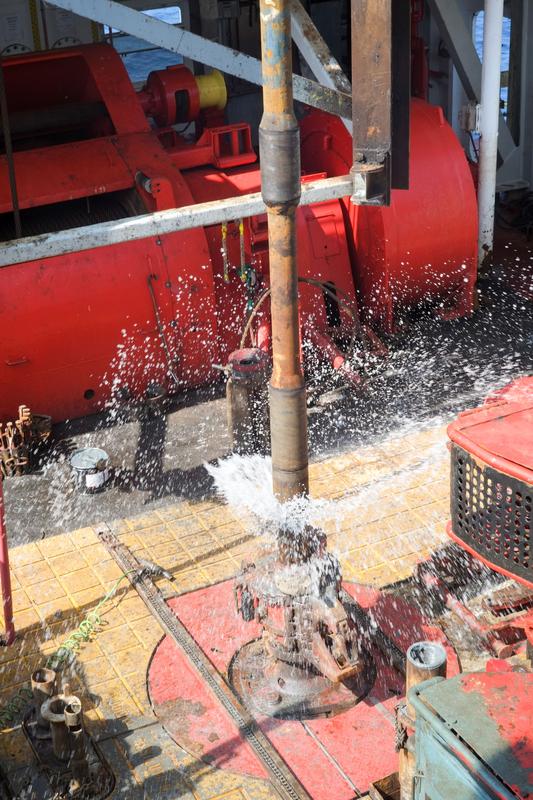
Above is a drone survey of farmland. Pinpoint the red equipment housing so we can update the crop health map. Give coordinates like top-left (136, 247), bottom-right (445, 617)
top-left (447, 376), bottom-right (533, 653)
top-left (0, 44), bottom-right (477, 423)
top-left (300, 104), bottom-right (478, 334)
top-left (448, 375), bottom-right (533, 587)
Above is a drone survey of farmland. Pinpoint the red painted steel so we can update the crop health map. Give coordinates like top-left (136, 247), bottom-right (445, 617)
top-left (421, 567), bottom-right (521, 657)
top-left (0, 139), bottom-right (134, 213)
top-left (486, 375), bottom-right (533, 406)
top-left (148, 579), bottom-right (459, 798)
top-left (0, 44), bottom-right (478, 422)
top-left (447, 378), bottom-right (533, 661)
top-left (0, 480), bottom-right (14, 645)
top-left (300, 100), bottom-right (478, 333)
top-left (139, 64), bottom-right (201, 125)
top-left (448, 379), bottom-right (533, 489)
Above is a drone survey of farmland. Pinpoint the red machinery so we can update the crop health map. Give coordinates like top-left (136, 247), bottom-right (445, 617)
top-left (300, 104), bottom-right (478, 334)
top-left (445, 375), bottom-right (533, 654)
top-left (0, 44), bottom-right (477, 423)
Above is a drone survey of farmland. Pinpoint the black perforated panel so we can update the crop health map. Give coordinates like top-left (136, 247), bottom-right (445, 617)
top-left (451, 444), bottom-right (532, 585)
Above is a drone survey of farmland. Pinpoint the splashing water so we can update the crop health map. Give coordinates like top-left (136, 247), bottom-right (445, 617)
top-left (206, 410), bottom-right (456, 589)
top-left (206, 453), bottom-right (334, 540)
top-left (5, 268), bottom-right (531, 547)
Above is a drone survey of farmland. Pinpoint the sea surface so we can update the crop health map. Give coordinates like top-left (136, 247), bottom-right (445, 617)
top-left (474, 11), bottom-right (511, 111)
top-left (118, 5), bottom-right (511, 91)
top-left (111, 6), bottom-right (183, 83)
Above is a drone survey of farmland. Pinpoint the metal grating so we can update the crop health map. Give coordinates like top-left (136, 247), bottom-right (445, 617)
top-left (451, 444), bottom-right (532, 585)
top-left (0, 189), bottom-right (140, 242)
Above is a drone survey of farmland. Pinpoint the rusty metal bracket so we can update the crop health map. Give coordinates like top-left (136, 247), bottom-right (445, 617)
top-left (350, 0), bottom-right (410, 205)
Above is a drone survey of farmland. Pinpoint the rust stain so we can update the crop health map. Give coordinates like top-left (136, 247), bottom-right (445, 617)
top-left (156, 696), bottom-right (207, 756)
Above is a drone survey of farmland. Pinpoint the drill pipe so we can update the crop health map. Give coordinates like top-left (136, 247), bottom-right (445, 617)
top-left (259, 0), bottom-right (308, 503)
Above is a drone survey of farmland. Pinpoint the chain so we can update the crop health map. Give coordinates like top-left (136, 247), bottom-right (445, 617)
top-left (394, 702), bottom-right (409, 751)
top-left (0, 406), bottom-right (51, 478)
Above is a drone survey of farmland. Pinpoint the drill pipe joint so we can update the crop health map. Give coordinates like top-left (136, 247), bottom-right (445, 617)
top-left (259, 127), bottom-right (301, 208)
top-left (269, 384), bottom-right (308, 501)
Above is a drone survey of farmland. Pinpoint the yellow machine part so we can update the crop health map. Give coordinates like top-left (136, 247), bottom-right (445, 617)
top-left (196, 69), bottom-right (227, 111)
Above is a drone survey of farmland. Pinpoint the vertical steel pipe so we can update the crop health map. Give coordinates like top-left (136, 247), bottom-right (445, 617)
top-left (259, 0), bottom-right (308, 502)
top-left (31, 668), bottom-right (57, 731)
top-left (477, 0), bottom-right (504, 270)
top-left (0, 479), bottom-right (15, 645)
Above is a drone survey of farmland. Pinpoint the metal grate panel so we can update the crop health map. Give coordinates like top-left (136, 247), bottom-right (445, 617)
top-left (0, 189), bottom-right (140, 241)
top-left (451, 444), bottom-right (532, 585)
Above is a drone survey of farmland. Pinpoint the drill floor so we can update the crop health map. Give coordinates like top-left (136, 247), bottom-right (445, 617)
top-left (1, 422), bottom-right (451, 798)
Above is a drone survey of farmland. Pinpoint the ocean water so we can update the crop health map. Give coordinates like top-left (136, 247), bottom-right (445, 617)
top-left (111, 6), bottom-right (183, 83)
top-left (474, 11), bottom-right (511, 111)
top-left (119, 6), bottom-right (512, 90)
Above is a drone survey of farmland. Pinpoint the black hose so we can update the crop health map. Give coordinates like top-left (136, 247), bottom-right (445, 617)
top-left (239, 277), bottom-right (362, 353)
top-left (147, 274), bottom-right (181, 389)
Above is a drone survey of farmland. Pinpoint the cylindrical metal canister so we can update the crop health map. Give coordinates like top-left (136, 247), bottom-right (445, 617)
top-left (399, 641), bottom-right (447, 800)
top-left (31, 667), bottom-right (56, 732)
top-left (226, 348), bottom-right (270, 455)
top-left (69, 447), bottom-right (110, 493)
top-left (405, 640), bottom-right (447, 716)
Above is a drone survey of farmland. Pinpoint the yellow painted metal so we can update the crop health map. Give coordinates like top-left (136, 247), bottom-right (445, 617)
top-left (196, 69), bottom-right (228, 111)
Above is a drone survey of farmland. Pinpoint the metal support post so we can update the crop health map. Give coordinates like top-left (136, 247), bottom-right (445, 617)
top-left (477, 0), bottom-right (504, 271)
top-left (289, 0), bottom-right (352, 133)
top-left (427, 0), bottom-right (514, 164)
top-left (0, 479), bottom-right (15, 646)
top-left (0, 59), bottom-right (21, 239)
top-left (259, 0), bottom-right (308, 503)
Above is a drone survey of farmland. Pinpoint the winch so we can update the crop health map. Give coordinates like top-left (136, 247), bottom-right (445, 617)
top-left (0, 43), bottom-right (477, 423)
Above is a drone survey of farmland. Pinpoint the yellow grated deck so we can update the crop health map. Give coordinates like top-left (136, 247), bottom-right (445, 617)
top-left (0, 423), bottom-right (450, 799)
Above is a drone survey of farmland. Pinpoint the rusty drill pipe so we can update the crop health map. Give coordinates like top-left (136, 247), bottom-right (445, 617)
top-left (259, 0), bottom-right (308, 503)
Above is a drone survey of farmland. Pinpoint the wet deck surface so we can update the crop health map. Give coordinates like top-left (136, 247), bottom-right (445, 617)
top-left (0, 421), bottom-right (452, 799)
top-left (4, 275), bottom-right (533, 546)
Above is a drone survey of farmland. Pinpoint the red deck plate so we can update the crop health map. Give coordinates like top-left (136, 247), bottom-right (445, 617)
top-left (148, 580), bottom-right (459, 798)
